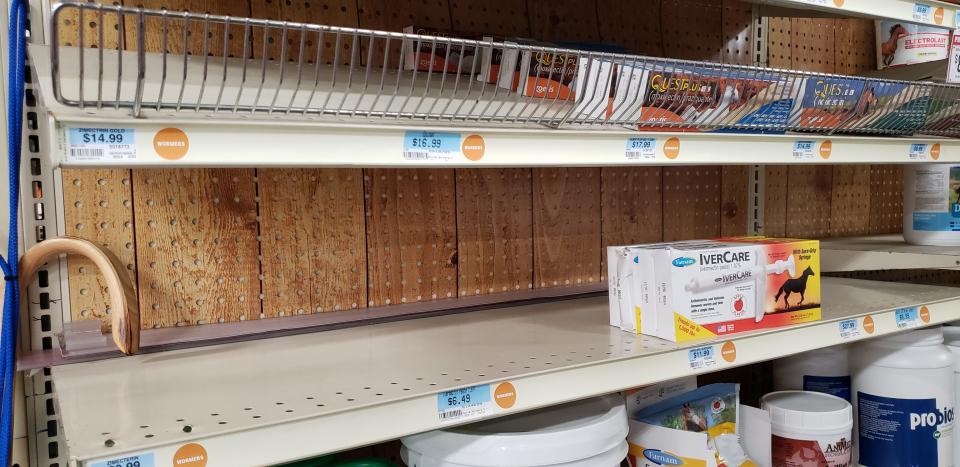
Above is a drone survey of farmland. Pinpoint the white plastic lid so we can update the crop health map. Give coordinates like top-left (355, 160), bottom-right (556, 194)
top-left (943, 325), bottom-right (960, 347)
top-left (869, 326), bottom-right (943, 347)
top-left (761, 391), bottom-right (852, 432)
top-left (401, 394), bottom-right (628, 466)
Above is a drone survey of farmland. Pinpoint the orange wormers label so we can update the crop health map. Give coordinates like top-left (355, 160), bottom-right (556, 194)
top-left (153, 128), bottom-right (190, 160)
top-left (494, 382), bottom-right (517, 409)
top-left (721, 341), bottom-right (737, 363)
top-left (173, 443), bottom-right (208, 467)
top-left (461, 134), bottom-right (485, 161)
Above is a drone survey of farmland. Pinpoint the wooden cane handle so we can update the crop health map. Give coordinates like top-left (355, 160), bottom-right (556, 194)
top-left (19, 237), bottom-right (139, 355)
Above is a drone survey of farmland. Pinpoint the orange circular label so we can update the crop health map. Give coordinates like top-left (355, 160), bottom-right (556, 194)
top-left (833, 0), bottom-right (844, 6)
top-left (663, 137), bottom-right (681, 159)
top-left (935, 7), bottom-right (945, 24)
top-left (173, 443), bottom-right (208, 467)
top-left (819, 140), bottom-right (832, 159)
top-left (932, 143), bottom-right (941, 160)
top-left (920, 306), bottom-right (931, 323)
top-left (462, 134), bottom-right (485, 161)
top-left (721, 341), bottom-right (737, 363)
top-left (863, 315), bottom-right (875, 334)
top-left (153, 128), bottom-right (190, 160)
top-left (494, 382), bottom-right (517, 409)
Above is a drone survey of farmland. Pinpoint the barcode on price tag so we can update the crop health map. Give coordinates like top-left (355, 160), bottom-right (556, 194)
top-left (403, 131), bottom-right (461, 162)
top-left (798, 0), bottom-right (829, 5)
top-left (67, 127), bottom-right (136, 161)
top-left (838, 318), bottom-right (863, 341)
top-left (793, 141), bottom-right (815, 160)
top-left (90, 453), bottom-right (155, 467)
top-left (625, 137), bottom-right (656, 160)
top-left (909, 143), bottom-right (928, 160)
top-left (688, 345), bottom-right (717, 370)
top-left (437, 384), bottom-right (492, 423)
top-left (914, 3), bottom-right (933, 22)
top-left (895, 306), bottom-right (921, 329)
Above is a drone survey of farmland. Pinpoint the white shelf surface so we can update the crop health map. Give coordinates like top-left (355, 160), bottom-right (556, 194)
top-left (821, 234), bottom-right (960, 271)
top-left (30, 45), bottom-right (960, 167)
top-left (54, 277), bottom-right (960, 467)
top-left (752, 0), bottom-right (959, 27)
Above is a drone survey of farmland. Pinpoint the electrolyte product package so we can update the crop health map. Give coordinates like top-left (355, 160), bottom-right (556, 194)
top-left (609, 238), bottom-right (821, 342)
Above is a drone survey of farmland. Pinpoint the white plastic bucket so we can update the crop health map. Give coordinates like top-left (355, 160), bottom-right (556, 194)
top-left (773, 346), bottom-right (850, 401)
top-left (761, 390), bottom-right (853, 467)
top-left (400, 395), bottom-right (628, 467)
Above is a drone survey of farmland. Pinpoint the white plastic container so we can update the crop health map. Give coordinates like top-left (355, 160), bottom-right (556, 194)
top-left (400, 395), bottom-right (628, 467)
top-left (903, 164), bottom-right (960, 246)
top-left (852, 327), bottom-right (956, 467)
top-left (943, 325), bottom-right (960, 466)
top-left (773, 346), bottom-right (850, 401)
top-left (761, 390), bottom-right (853, 467)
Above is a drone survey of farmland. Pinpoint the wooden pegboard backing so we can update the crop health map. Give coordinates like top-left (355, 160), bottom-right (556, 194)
top-left (455, 169), bottom-right (533, 296)
top-left (763, 166), bottom-right (789, 237)
top-left (61, 169), bottom-right (137, 330)
top-left (600, 167), bottom-right (662, 279)
top-left (789, 18), bottom-right (837, 73)
top-left (533, 168), bottom-right (601, 288)
top-left (56, 1), bottom-right (121, 48)
top-left (661, 0), bottom-right (723, 62)
top-left (251, 0), bottom-right (359, 64)
top-left (721, 0), bottom-right (753, 65)
top-left (766, 17), bottom-right (792, 69)
top-left (364, 169), bottom-right (457, 306)
top-left (869, 165), bottom-right (904, 234)
top-left (258, 169), bottom-right (366, 316)
top-left (132, 169), bottom-right (260, 327)
top-left (835, 18), bottom-right (876, 75)
top-left (450, 0), bottom-right (530, 36)
top-left (662, 166), bottom-right (722, 241)
top-left (785, 166), bottom-right (833, 238)
top-left (527, 0), bottom-right (600, 42)
top-left (830, 165), bottom-right (872, 236)
top-left (357, 0), bottom-right (453, 69)
top-left (721, 166), bottom-right (749, 236)
top-left (596, 0), bottom-right (663, 56)
top-left (124, 0), bottom-right (250, 58)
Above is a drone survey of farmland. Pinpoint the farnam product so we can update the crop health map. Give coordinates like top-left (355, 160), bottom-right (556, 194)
top-left (773, 346), bottom-right (851, 401)
top-left (401, 395), bottom-right (628, 467)
top-left (792, 77), bottom-right (867, 130)
top-left (761, 391), bottom-right (853, 467)
top-left (943, 325), bottom-right (960, 466)
top-left (904, 164), bottom-right (960, 245)
top-left (876, 21), bottom-right (950, 68)
top-left (402, 26), bottom-right (479, 74)
top-left (635, 65), bottom-right (798, 134)
top-left (853, 327), bottom-right (956, 467)
top-left (832, 81), bottom-right (931, 134)
top-left (611, 238), bottom-right (821, 342)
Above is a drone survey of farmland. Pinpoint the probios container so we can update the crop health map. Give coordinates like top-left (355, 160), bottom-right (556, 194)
top-left (773, 346), bottom-right (850, 401)
top-left (401, 395), bottom-right (628, 467)
top-left (943, 325), bottom-right (960, 466)
top-left (852, 327), bottom-right (956, 467)
top-left (761, 390), bottom-right (853, 467)
top-left (904, 164), bottom-right (960, 246)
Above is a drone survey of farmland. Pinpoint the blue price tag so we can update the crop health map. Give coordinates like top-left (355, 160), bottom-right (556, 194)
top-left (839, 318), bottom-right (861, 341)
top-left (90, 453), bottom-right (155, 467)
top-left (687, 345), bottom-right (717, 370)
top-left (402, 131), bottom-right (461, 161)
top-left (955, 9), bottom-right (960, 26)
top-left (895, 307), bottom-right (920, 329)
top-left (625, 137), bottom-right (656, 160)
top-left (67, 127), bottom-right (136, 161)
top-left (793, 140), bottom-right (814, 160)
top-left (909, 143), bottom-right (928, 160)
top-left (914, 3), bottom-right (933, 22)
top-left (437, 384), bottom-right (492, 423)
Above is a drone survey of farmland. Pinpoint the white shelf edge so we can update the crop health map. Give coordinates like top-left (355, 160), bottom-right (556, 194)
top-left (753, 0), bottom-right (959, 28)
top-left (821, 234), bottom-right (960, 271)
top-left (52, 277), bottom-right (960, 467)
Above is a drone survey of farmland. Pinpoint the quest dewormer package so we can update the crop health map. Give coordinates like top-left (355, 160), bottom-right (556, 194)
top-left (609, 238), bottom-right (821, 342)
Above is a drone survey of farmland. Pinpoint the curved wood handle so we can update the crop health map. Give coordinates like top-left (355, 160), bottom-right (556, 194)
top-left (20, 237), bottom-right (139, 355)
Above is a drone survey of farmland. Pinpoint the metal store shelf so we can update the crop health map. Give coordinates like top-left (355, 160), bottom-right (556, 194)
top-left (54, 277), bottom-right (960, 467)
top-left (751, 0), bottom-right (959, 27)
top-left (822, 234), bottom-right (960, 270)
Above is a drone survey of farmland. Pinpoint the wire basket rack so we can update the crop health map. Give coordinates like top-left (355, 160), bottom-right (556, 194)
top-left (48, 2), bottom-right (960, 136)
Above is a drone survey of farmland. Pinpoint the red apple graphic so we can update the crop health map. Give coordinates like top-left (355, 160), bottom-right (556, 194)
top-left (734, 298), bottom-right (744, 312)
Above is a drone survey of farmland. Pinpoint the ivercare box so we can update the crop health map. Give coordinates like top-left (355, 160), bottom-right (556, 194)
top-left (609, 238), bottom-right (821, 342)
